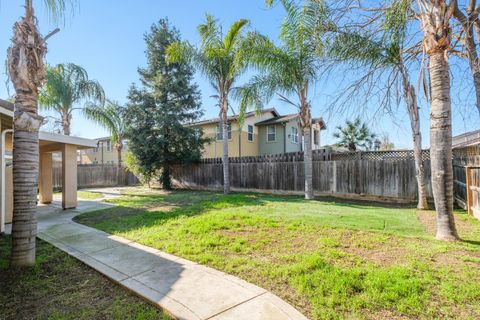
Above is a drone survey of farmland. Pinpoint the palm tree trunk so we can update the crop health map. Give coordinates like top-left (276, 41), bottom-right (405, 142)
top-left (400, 66), bottom-right (428, 210)
top-left (7, 3), bottom-right (46, 267)
top-left (303, 126), bottom-right (314, 200)
top-left (429, 51), bottom-right (458, 241)
top-left (221, 99), bottom-right (230, 194)
top-left (116, 144), bottom-right (123, 186)
top-left (417, 0), bottom-right (458, 240)
top-left (61, 113), bottom-right (71, 136)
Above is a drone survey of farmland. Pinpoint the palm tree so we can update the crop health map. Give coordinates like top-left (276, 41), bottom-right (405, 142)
top-left (333, 118), bottom-right (376, 152)
top-left (166, 15), bottom-right (250, 194)
top-left (416, 0), bottom-right (458, 240)
top-left (7, 0), bottom-right (71, 267)
top-left (39, 63), bottom-right (105, 135)
top-left (84, 100), bottom-right (127, 168)
top-left (238, 0), bottom-right (332, 199)
top-left (329, 0), bottom-right (429, 209)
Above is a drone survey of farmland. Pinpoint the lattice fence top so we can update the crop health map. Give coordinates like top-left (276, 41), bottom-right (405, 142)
top-left (199, 149), bottom-right (431, 164)
top-left (330, 150), bottom-right (430, 161)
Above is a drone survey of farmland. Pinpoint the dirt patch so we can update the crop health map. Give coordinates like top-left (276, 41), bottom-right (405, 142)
top-left (0, 237), bottom-right (167, 320)
top-left (417, 210), bottom-right (437, 236)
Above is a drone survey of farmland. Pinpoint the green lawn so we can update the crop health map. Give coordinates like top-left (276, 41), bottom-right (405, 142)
top-left (0, 235), bottom-right (170, 320)
top-left (54, 191), bottom-right (104, 200)
top-left (74, 189), bottom-right (480, 320)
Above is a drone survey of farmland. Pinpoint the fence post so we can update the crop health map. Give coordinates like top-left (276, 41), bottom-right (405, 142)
top-left (466, 166), bottom-right (473, 216)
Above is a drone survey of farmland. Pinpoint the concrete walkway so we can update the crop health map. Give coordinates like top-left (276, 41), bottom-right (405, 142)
top-left (37, 198), bottom-right (308, 320)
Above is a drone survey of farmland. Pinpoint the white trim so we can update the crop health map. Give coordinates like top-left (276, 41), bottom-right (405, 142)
top-left (291, 126), bottom-right (299, 144)
top-left (39, 131), bottom-right (97, 148)
top-left (0, 106), bottom-right (13, 117)
top-left (247, 125), bottom-right (254, 142)
top-left (1, 129), bottom-right (13, 234)
top-left (266, 125), bottom-right (276, 142)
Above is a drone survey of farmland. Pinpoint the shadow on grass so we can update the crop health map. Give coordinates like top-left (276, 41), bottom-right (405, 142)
top-left (73, 189), bottom-right (424, 238)
top-left (73, 190), bottom-right (274, 234)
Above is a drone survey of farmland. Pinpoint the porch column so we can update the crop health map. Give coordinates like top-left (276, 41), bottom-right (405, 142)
top-left (62, 144), bottom-right (77, 209)
top-left (39, 152), bottom-right (53, 204)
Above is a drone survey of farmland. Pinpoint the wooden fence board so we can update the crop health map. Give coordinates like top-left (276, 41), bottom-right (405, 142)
top-left (171, 157), bottom-right (435, 202)
top-left (53, 164), bottom-right (140, 189)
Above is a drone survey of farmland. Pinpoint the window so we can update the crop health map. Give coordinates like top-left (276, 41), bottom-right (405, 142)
top-left (106, 141), bottom-right (112, 152)
top-left (314, 129), bottom-right (320, 146)
top-left (247, 125), bottom-right (254, 142)
top-left (291, 127), bottom-right (298, 143)
top-left (216, 123), bottom-right (232, 140)
top-left (267, 125), bottom-right (276, 142)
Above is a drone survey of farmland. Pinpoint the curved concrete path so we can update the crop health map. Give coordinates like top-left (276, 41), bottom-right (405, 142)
top-left (36, 198), bottom-right (308, 320)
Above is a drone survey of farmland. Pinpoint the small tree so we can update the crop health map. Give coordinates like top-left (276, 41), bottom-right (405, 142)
top-left (124, 151), bottom-right (157, 187)
top-left (333, 118), bottom-right (376, 151)
top-left (125, 19), bottom-right (204, 190)
top-left (39, 63), bottom-right (105, 135)
top-left (329, 0), bottom-right (428, 209)
top-left (238, 0), bottom-right (333, 200)
top-left (166, 15), bottom-right (250, 194)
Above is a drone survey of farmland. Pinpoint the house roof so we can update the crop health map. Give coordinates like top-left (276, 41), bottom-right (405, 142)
top-left (452, 129), bottom-right (480, 148)
top-left (94, 136), bottom-right (113, 142)
top-left (39, 131), bottom-right (98, 149)
top-left (255, 114), bottom-right (327, 129)
top-left (188, 108), bottom-right (280, 126)
top-left (0, 99), bottom-right (14, 118)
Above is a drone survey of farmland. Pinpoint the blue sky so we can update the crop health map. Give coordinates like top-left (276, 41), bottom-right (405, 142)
top-left (1, 0), bottom-right (478, 148)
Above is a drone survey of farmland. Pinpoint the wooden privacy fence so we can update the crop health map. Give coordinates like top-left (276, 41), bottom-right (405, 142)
top-left (171, 150), bottom-right (434, 202)
top-left (53, 164), bottom-right (140, 189)
top-left (453, 151), bottom-right (480, 218)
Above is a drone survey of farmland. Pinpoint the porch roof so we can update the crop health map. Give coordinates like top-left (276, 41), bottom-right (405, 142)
top-left (1, 99), bottom-right (97, 151)
top-left (39, 132), bottom-right (98, 151)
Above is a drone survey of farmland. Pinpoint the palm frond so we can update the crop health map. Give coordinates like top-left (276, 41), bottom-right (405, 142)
top-left (84, 100), bottom-right (125, 143)
top-left (224, 19), bottom-right (249, 52)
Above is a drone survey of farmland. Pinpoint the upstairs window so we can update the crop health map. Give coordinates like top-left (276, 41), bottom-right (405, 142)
top-left (247, 125), bottom-right (254, 142)
top-left (267, 125), bottom-right (276, 142)
top-left (216, 123), bottom-right (232, 140)
top-left (291, 127), bottom-right (298, 143)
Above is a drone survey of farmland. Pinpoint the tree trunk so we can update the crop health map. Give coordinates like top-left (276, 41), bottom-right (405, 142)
top-left (116, 143), bottom-right (123, 186)
top-left (400, 66), bottom-right (429, 210)
top-left (7, 4), bottom-right (46, 267)
top-left (161, 165), bottom-right (172, 190)
top-left (418, 0), bottom-right (458, 241)
top-left (221, 99), bottom-right (230, 194)
top-left (61, 112), bottom-right (71, 136)
top-left (429, 51), bottom-right (459, 241)
top-left (303, 126), bottom-right (314, 199)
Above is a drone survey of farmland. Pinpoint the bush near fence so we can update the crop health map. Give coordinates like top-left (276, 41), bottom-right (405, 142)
top-left (53, 164), bottom-right (140, 189)
top-left (171, 149), bottom-right (435, 203)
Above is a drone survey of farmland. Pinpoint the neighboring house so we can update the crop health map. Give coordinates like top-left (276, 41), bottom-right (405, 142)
top-left (189, 108), bottom-right (280, 158)
top-left (453, 129), bottom-right (480, 149)
top-left (255, 114), bottom-right (325, 155)
top-left (189, 108), bottom-right (326, 158)
top-left (80, 136), bottom-right (128, 165)
top-left (452, 129), bottom-right (480, 155)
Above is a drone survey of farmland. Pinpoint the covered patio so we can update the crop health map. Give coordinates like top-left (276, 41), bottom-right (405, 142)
top-left (0, 99), bottom-right (97, 233)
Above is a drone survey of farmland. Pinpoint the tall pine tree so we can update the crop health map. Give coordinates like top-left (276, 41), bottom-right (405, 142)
top-left (124, 19), bottom-right (204, 189)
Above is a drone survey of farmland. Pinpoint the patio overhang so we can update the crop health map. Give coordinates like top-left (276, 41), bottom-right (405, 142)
top-left (0, 99), bottom-right (98, 234)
